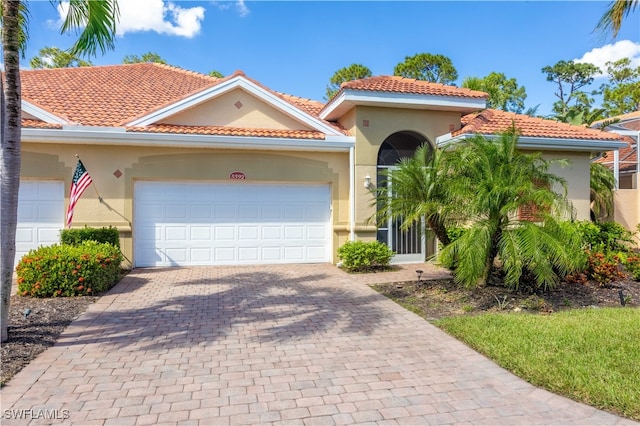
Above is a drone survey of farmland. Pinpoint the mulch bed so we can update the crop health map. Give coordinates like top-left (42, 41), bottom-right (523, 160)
top-left (1, 295), bottom-right (98, 385)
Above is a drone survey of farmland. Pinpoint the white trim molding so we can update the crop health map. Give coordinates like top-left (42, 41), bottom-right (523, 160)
top-left (21, 127), bottom-right (355, 152)
top-left (22, 100), bottom-right (69, 125)
top-left (126, 74), bottom-right (344, 137)
top-left (320, 89), bottom-right (487, 121)
top-left (436, 133), bottom-right (627, 152)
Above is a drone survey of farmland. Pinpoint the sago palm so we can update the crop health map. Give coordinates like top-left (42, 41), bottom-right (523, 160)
top-left (439, 128), bottom-right (584, 290)
top-left (374, 145), bottom-right (452, 246)
top-left (1, 0), bottom-right (119, 342)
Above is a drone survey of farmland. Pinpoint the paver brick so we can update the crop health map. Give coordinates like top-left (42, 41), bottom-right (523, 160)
top-left (1, 264), bottom-right (634, 426)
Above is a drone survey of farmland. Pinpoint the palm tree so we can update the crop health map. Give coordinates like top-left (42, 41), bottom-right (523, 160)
top-left (374, 145), bottom-right (452, 247)
top-left (1, 0), bottom-right (119, 342)
top-left (438, 129), bottom-right (584, 290)
top-left (590, 162), bottom-right (616, 220)
top-left (596, 0), bottom-right (638, 37)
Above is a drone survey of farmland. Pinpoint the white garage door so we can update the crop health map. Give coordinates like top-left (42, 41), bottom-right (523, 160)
top-left (134, 182), bottom-right (331, 267)
top-left (16, 181), bottom-right (65, 266)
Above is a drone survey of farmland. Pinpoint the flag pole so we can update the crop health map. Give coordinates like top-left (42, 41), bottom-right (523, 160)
top-left (75, 154), bottom-right (103, 202)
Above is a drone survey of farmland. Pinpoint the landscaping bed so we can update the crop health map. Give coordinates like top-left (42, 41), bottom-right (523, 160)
top-left (372, 277), bottom-right (640, 320)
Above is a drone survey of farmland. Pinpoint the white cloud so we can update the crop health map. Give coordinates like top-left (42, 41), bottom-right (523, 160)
top-left (575, 40), bottom-right (640, 78)
top-left (211, 0), bottom-right (250, 17)
top-left (55, 0), bottom-right (206, 38)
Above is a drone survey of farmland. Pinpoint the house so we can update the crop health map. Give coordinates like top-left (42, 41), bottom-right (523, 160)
top-left (594, 111), bottom-right (640, 245)
top-left (12, 63), bottom-right (627, 267)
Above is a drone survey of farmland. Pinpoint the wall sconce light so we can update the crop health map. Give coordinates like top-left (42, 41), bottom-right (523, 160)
top-left (364, 175), bottom-right (372, 189)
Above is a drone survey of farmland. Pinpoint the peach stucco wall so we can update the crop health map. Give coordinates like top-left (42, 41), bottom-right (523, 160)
top-left (615, 189), bottom-right (640, 248)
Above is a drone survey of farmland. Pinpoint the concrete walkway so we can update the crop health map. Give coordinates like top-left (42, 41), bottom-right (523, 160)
top-left (1, 264), bottom-right (636, 425)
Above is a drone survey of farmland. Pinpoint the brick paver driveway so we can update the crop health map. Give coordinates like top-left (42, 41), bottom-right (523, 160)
top-left (1, 264), bottom-right (636, 425)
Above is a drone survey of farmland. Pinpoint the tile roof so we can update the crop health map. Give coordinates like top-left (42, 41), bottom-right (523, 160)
top-left (22, 119), bottom-right (62, 129)
top-left (592, 110), bottom-right (640, 129)
top-left (454, 109), bottom-right (625, 141)
top-left (128, 124), bottom-right (326, 140)
top-left (17, 64), bottom-right (346, 136)
top-left (20, 63), bottom-right (220, 127)
top-left (339, 75), bottom-right (488, 99)
top-left (596, 138), bottom-right (638, 173)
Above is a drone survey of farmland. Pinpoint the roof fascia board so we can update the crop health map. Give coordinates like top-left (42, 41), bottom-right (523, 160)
top-left (22, 100), bottom-right (68, 125)
top-left (437, 133), bottom-right (627, 152)
top-left (127, 75), bottom-right (343, 136)
top-left (320, 89), bottom-right (486, 120)
top-left (21, 127), bottom-right (354, 152)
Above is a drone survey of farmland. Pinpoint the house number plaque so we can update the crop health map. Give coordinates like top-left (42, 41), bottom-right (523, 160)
top-left (229, 171), bottom-right (246, 180)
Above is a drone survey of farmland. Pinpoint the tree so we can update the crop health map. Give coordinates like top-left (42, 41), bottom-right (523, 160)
top-left (393, 53), bottom-right (458, 85)
top-left (438, 129), bottom-right (584, 290)
top-left (1, 0), bottom-right (119, 342)
top-left (122, 51), bottom-right (166, 64)
top-left (208, 70), bottom-right (224, 78)
top-left (590, 162), bottom-right (616, 220)
top-left (596, 0), bottom-right (638, 38)
top-left (374, 145), bottom-right (452, 247)
top-left (600, 58), bottom-right (640, 116)
top-left (325, 63), bottom-right (372, 100)
top-left (541, 60), bottom-right (600, 117)
top-left (462, 72), bottom-right (527, 113)
top-left (30, 46), bottom-right (92, 68)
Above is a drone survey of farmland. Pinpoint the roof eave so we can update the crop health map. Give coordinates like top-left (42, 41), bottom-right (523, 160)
top-left (320, 89), bottom-right (486, 121)
top-left (436, 133), bottom-right (627, 152)
top-left (21, 127), bottom-right (355, 152)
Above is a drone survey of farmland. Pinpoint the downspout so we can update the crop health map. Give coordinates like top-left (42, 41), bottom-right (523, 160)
top-left (349, 146), bottom-right (355, 241)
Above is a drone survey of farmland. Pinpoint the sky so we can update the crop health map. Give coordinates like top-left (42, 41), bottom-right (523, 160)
top-left (17, 0), bottom-right (640, 117)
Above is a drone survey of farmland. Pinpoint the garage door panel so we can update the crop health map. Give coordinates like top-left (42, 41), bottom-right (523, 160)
top-left (16, 181), bottom-right (64, 266)
top-left (134, 182), bottom-right (330, 267)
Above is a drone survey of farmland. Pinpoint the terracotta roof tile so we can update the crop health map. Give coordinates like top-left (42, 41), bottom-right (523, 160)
top-left (19, 63), bottom-right (219, 127)
top-left (17, 63), bottom-right (348, 136)
top-left (21, 119), bottom-right (62, 129)
top-left (454, 109), bottom-right (625, 141)
top-left (340, 75), bottom-right (488, 99)
top-left (128, 124), bottom-right (326, 140)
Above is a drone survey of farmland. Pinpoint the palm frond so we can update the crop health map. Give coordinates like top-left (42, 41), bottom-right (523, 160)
top-left (56, 0), bottom-right (119, 57)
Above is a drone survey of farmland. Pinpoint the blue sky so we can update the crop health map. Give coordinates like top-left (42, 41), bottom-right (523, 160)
top-left (21, 1), bottom-right (640, 117)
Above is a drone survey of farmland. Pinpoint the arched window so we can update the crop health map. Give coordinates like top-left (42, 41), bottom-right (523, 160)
top-left (377, 131), bottom-right (431, 262)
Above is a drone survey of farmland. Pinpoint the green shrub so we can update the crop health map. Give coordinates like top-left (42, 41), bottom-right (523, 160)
top-left (16, 241), bottom-right (123, 297)
top-left (623, 254), bottom-right (640, 281)
top-left (61, 226), bottom-right (120, 248)
top-left (337, 240), bottom-right (394, 272)
top-left (574, 220), bottom-right (634, 253)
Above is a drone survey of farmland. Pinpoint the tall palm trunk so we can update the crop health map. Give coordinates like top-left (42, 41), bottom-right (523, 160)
top-left (1, 0), bottom-right (23, 342)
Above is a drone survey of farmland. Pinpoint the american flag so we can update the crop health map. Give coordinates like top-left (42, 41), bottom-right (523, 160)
top-left (66, 160), bottom-right (93, 228)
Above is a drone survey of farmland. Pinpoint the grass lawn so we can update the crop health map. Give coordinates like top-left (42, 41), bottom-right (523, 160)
top-left (436, 308), bottom-right (640, 420)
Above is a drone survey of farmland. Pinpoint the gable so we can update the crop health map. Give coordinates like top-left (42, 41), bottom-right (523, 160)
top-left (159, 88), bottom-right (314, 131)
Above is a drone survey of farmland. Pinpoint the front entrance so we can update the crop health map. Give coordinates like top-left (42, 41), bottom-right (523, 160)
top-left (376, 131), bottom-right (430, 263)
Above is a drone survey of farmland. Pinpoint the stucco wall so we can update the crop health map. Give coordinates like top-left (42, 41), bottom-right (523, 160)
top-left (615, 189), bottom-right (640, 248)
top-left (160, 88), bottom-right (313, 130)
top-left (21, 142), bottom-right (350, 265)
top-left (352, 106), bottom-right (462, 233)
top-left (541, 151), bottom-right (591, 221)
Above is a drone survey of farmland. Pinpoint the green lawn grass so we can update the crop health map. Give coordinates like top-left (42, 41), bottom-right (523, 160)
top-left (435, 308), bottom-right (640, 420)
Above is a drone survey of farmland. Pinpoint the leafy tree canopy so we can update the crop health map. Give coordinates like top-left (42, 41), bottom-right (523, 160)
top-left (208, 70), bottom-right (224, 78)
top-left (462, 72), bottom-right (527, 113)
top-left (393, 53), bottom-right (458, 85)
top-left (600, 58), bottom-right (640, 116)
top-left (325, 63), bottom-right (372, 100)
top-left (29, 46), bottom-right (92, 68)
top-left (541, 60), bottom-right (600, 117)
top-left (122, 51), bottom-right (167, 64)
